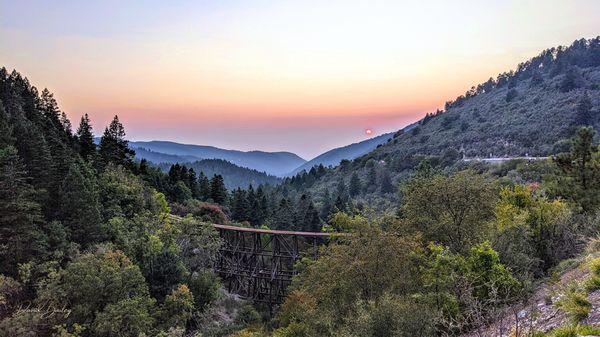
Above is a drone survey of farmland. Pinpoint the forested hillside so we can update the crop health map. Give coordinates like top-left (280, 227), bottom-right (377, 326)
top-left (156, 159), bottom-right (281, 190)
top-left (273, 37), bottom-right (600, 214)
top-left (288, 131), bottom-right (395, 175)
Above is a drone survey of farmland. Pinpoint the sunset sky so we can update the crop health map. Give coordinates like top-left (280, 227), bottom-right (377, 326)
top-left (1, 1), bottom-right (599, 158)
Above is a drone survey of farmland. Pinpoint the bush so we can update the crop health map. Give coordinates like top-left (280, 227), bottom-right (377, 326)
top-left (555, 285), bottom-right (591, 323)
top-left (546, 324), bottom-right (600, 337)
top-left (584, 258), bottom-right (600, 292)
top-left (171, 200), bottom-right (228, 224)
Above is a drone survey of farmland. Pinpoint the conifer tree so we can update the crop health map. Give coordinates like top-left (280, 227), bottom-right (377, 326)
top-left (231, 188), bottom-right (249, 221)
top-left (0, 102), bottom-right (15, 147)
top-left (77, 113), bottom-right (96, 160)
top-left (380, 170), bottom-right (395, 194)
top-left (320, 189), bottom-right (333, 220)
top-left (365, 165), bottom-right (377, 193)
top-left (272, 198), bottom-right (294, 230)
top-left (296, 194), bottom-right (321, 232)
top-left (575, 92), bottom-right (593, 126)
top-left (303, 202), bottom-right (321, 232)
top-left (0, 146), bottom-right (46, 276)
top-left (334, 195), bottom-right (347, 213)
top-left (336, 178), bottom-right (348, 204)
top-left (209, 174), bottom-right (227, 204)
top-left (554, 126), bottom-right (600, 212)
top-left (59, 162), bottom-right (103, 244)
top-left (60, 112), bottom-right (72, 136)
top-left (98, 115), bottom-right (135, 170)
top-left (187, 168), bottom-right (200, 199)
top-left (349, 172), bottom-right (362, 197)
top-left (253, 186), bottom-right (269, 225)
top-left (198, 172), bottom-right (210, 201)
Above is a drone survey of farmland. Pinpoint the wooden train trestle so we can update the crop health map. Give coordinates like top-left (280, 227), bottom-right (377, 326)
top-left (213, 224), bottom-right (333, 306)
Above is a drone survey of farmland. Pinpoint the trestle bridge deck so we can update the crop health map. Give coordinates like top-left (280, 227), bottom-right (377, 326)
top-left (212, 224), bottom-right (336, 307)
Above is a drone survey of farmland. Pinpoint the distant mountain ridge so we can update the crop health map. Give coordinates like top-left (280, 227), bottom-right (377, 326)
top-left (289, 132), bottom-right (394, 175)
top-left (128, 140), bottom-right (306, 177)
top-left (289, 124), bottom-right (418, 176)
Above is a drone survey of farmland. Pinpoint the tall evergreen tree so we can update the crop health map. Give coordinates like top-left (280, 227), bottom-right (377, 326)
top-left (0, 146), bottom-right (47, 276)
top-left (365, 165), bottom-right (377, 193)
top-left (296, 194), bottom-right (321, 232)
top-left (554, 126), bottom-right (600, 212)
top-left (98, 115), bottom-right (135, 170)
top-left (198, 171), bottom-right (211, 201)
top-left (253, 186), bottom-right (269, 226)
top-left (59, 162), bottom-right (103, 245)
top-left (77, 113), bottom-right (96, 160)
top-left (575, 92), bottom-right (593, 126)
top-left (272, 198), bottom-right (295, 230)
top-left (209, 174), bottom-right (227, 204)
top-left (334, 195), bottom-right (347, 213)
top-left (336, 178), bottom-right (348, 204)
top-left (0, 102), bottom-right (15, 147)
top-left (379, 170), bottom-right (395, 194)
top-left (320, 189), bottom-right (333, 220)
top-left (185, 168), bottom-right (198, 198)
top-left (348, 172), bottom-right (362, 197)
top-left (231, 188), bottom-right (249, 221)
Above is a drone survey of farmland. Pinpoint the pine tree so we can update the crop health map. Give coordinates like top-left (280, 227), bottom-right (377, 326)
top-left (187, 168), bottom-right (200, 199)
top-left (13, 118), bottom-right (53, 197)
top-left (379, 170), bottom-right (395, 194)
top-left (253, 186), bottom-right (269, 225)
top-left (246, 185), bottom-right (258, 225)
top-left (296, 194), bottom-right (321, 232)
top-left (0, 102), bottom-right (15, 147)
top-left (334, 195), bottom-right (347, 213)
top-left (0, 146), bottom-right (47, 276)
top-left (303, 202), bottom-right (321, 232)
top-left (198, 172), bottom-right (210, 201)
top-left (77, 113), bottom-right (96, 160)
top-left (59, 162), bottom-right (103, 245)
top-left (272, 198), bottom-right (294, 230)
top-left (336, 178), bottom-right (348, 204)
top-left (209, 174), bottom-right (227, 204)
top-left (60, 112), bottom-right (72, 136)
top-left (98, 115), bottom-right (135, 170)
top-left (553, 126), bottom-right (600, 212)
top-left (320, 189), bottom-right (333, 220)
top-left (575, 92), bottom-right (593, 126)
top-left (139, 158), bottom-right (149, 175)
top-left (348, 172), bottom-right (362, 197)
top-left (231, 188), bottom-right (249, 221)
top-left (39, 88), bottom-right (63, 134)
top-left (365, 165), bottom-right (377, 193)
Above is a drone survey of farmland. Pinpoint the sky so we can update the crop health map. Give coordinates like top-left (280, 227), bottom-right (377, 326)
top-left (1, 1), bottom-right (599, 159)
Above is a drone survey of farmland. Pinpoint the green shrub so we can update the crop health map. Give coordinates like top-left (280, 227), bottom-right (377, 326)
top-left (555, 285), bottom-right (592, 322)
top-left (582, 258), bottom-right (600, 292)
top-left (548, 324), bottom-right (600, 337)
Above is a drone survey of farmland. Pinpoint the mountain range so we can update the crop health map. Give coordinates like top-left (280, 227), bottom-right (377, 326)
top-left (128, 131), bottom-right (399, 178)
top-left (128, 140), bottom-right (305, 177)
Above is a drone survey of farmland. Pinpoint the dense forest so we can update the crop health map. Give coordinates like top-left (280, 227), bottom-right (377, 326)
top-left (156, 159), bottom-right (281, 190)
top-left (1, 37), bottom-right (600, 337)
